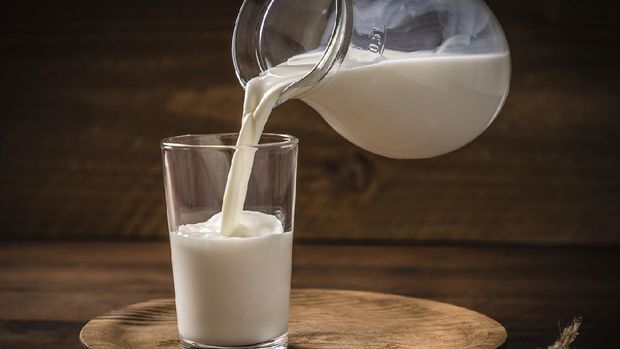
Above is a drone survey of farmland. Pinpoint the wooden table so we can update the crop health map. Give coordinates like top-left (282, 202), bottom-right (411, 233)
top-left (0, 242), bottom-right (618, 348)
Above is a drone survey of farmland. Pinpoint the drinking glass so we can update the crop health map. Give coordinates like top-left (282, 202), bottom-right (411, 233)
top-left (161, 133), bottom-right (298, 349)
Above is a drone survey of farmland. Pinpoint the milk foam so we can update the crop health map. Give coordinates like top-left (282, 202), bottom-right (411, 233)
top-left (178, 210), bottom-right (284, 238)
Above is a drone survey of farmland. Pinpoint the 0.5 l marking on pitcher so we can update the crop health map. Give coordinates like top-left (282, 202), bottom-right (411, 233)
top-left (369, 26), bottom-right (386, 54)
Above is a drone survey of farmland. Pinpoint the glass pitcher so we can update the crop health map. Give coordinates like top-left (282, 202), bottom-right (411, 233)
top-left (232, 0), bottom-right (511, 159)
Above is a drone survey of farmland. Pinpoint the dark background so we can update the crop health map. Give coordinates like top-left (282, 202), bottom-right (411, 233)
top-left (1, 1), bottom-right (620, 348)
top-left (1, 0), bottom-right (619, 244)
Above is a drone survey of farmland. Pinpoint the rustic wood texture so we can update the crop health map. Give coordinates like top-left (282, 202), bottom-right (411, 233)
top-left (1, 242), bottom-right (619, 348)
top-left (80, 290), bottom-right (507, 349)
top-left (1, 0), bottom-right (619, 243)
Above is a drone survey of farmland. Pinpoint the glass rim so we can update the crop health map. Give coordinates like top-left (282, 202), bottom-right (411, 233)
top-left (161, 133), bottom-right (298, 150)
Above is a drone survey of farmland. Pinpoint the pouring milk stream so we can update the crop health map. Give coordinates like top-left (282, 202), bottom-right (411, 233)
top-left (170, 0), bottom-right (511, 346)
top-left (221, 49), bottom-right (509, 234)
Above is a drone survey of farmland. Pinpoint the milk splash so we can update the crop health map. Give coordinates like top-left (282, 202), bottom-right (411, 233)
top-left (219, 63), bottom-right (312, 235)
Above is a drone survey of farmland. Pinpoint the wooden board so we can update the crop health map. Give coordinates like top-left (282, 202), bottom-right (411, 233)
top-left (79, 289), bottom-right (506, 349)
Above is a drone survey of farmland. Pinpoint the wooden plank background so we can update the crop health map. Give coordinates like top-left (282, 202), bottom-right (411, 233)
top-left (0, 0), bottom-right (619, 243)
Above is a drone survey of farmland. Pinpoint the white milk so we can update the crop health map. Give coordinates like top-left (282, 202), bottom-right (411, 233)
top-left (170, 50), bottom-right (510, 346)
top-left (219, 51), bottom-right (510, 230)
top-left (171, 62), bottom-right (307, 347)
top-left (220, 65), bottom-right (309, 235)
top-left (170, 211), bottom-right (293, 346)
top-left (302, 52), bottom-right (511, 159)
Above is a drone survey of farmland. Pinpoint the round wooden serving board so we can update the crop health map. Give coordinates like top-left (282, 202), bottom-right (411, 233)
top-left (80, 289), bottom-right (506, 349)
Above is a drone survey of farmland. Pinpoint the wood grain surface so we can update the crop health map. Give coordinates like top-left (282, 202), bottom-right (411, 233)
top-left (1, 242), bottom-right (619, 348)
top-left (80, 290), bottom-right (507, 349)
top-left (1, 0), bottom-right (619, 243)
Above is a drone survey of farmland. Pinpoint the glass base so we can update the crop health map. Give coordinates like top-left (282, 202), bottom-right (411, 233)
top-left (180, 333), bottom-right (288, 349)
